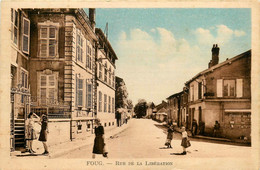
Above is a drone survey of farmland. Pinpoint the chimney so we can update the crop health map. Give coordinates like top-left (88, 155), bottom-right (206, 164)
top-left (89, 8), bottom-right (96, 31)
top-left (208, 44), bottom-right (220, 68)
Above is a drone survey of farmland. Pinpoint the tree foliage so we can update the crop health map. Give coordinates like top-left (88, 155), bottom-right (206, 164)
top-left (134, 99), bottom-right (147, 118)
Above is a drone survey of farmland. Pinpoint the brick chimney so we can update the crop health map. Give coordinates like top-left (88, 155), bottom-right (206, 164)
top-left (208, 44), bottom-right (220, 68)
top-left (89, 8), bottom-right (96, 31)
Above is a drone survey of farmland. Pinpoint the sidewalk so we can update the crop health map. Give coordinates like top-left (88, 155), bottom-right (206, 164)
top-left (12, 120), bottom-right (130, 158)
top-left (166, 124), bottom-right (250, 145)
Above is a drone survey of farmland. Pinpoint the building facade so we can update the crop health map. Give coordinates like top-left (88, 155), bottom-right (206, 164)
top-left (167, 90), bottom-right (188, 127)
top-left (10, 8), bottom-right (31, 150)
top-left (95, 28), bottom-right (117, 129)
top-left (185, 45), bottom-right (251, 141)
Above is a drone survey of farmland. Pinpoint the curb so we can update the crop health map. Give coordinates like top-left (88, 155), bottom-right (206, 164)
top-left (49, 121), bottom-right (130, 158)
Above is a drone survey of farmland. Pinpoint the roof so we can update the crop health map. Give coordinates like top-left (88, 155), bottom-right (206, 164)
top-left (167, 91), bottom-right (183, 100)
top-left (95, 28), bottom-right (118, 60)
top-left (185, 50), bottom-right (251, 85)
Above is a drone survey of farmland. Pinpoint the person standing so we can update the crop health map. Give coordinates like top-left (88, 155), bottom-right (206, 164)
top-left (165, 125), bottom-right (174, 148)
top-left (25, 112), bottom-right (40, 153)
top-left (92, 118), bottom-right (108, 158)
top-left (181, 126), bottom-right (191, 155)
top-left (115, 110), bottom-right (121, 127)
top-left (213, 121), bottom-right (220, 137)
top-left (191, 119), bottom-right (198, 136)
top-left (38, 114), bottom-right (49, 155)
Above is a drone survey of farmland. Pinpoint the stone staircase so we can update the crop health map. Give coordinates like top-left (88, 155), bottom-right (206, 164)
top-left (14, 119), bottom-right (26, 150)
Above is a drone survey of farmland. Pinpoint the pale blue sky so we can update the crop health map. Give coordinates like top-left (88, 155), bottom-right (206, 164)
top-left (90, 8), bottom-right (251, 105)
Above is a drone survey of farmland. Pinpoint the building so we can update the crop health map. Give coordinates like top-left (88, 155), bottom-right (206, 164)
top-left (152, 100), bottom-right (167, 121)
top-left (146, 102), bottom-right (155, 118)
top-left (95, 28), bottom-right (117, 129)
top-left (10, 8), bottom-right (31, 150)
top-left (166, 90), bottom-right (188, 127)
top-left (26, 8), bottom-right (97, 144)
top-left (185, 45), bottom-right (251, 140)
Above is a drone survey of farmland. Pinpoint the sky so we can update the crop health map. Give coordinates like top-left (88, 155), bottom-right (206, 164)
top-left (92, 8), bottom-right (251, 105)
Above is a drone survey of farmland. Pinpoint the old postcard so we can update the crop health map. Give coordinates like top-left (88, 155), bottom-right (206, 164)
top-left (0, 0), bottom-right (259, 169)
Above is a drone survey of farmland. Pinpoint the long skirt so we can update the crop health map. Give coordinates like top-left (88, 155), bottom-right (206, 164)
top-left (92, 136), bottom-right (104, 154)
top-left (181, 137), bottom-right (191, 148)
top-left (25, 127), bottom-right (36, 140)
top-left (38, 130), bottom-right (47, 142)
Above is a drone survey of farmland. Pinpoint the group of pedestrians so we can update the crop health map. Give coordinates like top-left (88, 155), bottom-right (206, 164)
top-left (165, 124), bottom-right (191, 155)
top-left (25, 112), bottom-right (49, 155)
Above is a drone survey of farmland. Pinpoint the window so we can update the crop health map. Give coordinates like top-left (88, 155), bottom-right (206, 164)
top-left (112, 97), bottom-right (115, 113)
top-left (86, 43), bottom-right (92, 69)
top-left (109, 72), bottom-right (111, 86)
top-left (77, 33), bottom-right (83, 62)
top-left (112, 72), bottom-right (115, 88)
top-left (22, 17), bottom-right (30, 54)
top-left (98, 91), bottom-right (102, 112)
top-left (104, 63), bottom-right (107, 83)
top-left (223, 80), bottom-right (235, 97)
top-left (108, 96), bottom-right (111, 113)
top-left (77, 79), bottom-right (83, 107)
top-left (38, 72), bottom-right (58, 105)
top-left (104, 94), bottom-right (107, 112)
top-left (190, 85), bottom-right (194, 101)
top-left (99, 63), bottom-right (102, 79)
top-left (20, 69), bottom-right (28, 89)
top-left (11, 9), bottom-right (18, 45)
top-left (86, 83), bottom-right (92, 108)
top-left (198, 82), bottom-right (202, 99)
top-left (39, 26), bottom-right (58, 57)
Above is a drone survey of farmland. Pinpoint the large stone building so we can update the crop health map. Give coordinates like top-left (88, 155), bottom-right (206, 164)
top-left (95, 28), bottom-right (117, 129)
top-left (9, 8), bottom-right (120, 152)
top-left (185, 45), bottom-right (251, 141)
top-left (26, 8), bottom-right (97, 141)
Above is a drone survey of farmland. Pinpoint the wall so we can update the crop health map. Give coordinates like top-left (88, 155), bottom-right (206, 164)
top-left (32, 120), bottom-right (71, 151)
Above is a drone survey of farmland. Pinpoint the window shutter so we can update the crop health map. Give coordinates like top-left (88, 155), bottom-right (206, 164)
top-left (22, 18), bottom-right (30, 54)
top-left (75, 76), bottom-right (78, 106)
top-left (217, 79), bottom-right (223, 97)
top-left (236, 79), bottom-right (243, 98)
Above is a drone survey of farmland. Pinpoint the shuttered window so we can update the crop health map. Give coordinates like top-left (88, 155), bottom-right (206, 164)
top-left (98, 91), bottom-right (102, 112)
top-left (39, 73), bottom-right (57, 105)
top-left (39, 26), bottom-right (57, 57)
top-left (112, 97), bottom-right (115, 113)
top-left (108, 96), bottom-right (111, 113)
top-left (236, 79), bottom-right (243, 97)
top-left (11, 9), bottom-right (18, 45)
top-left (21, 69), bottom-right (28, 89)
top-left (190, 85), bottom-right (194, 101)
top-left (77, 33), bottom-right (83, 62)
top-left (99, 63), bottom-right (102, 79)
top-left (86, 83), bottom-right (92, 108)
top-left (216, 79), bottom-right (223, 97)
top-left (22, 17), bottom-right (30, 54)
top-left (104, 94), bottom-right (107, 112)
top-left (77, 79), bottom-right (83, 107)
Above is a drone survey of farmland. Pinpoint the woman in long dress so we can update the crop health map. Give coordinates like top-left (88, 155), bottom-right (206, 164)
top-left (25, 112), bottom-right (40, 153)
top-left (92, 118), bottom-right (108, 158)
top-left (38, 114), bottom-right (49, 155)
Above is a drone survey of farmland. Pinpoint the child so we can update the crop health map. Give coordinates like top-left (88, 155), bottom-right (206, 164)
top-left (165, 125), bottom-right (174, 148)
top-left (181, 126), bottom-right (190, 155)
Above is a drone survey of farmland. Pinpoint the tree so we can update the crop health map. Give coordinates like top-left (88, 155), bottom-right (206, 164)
top-left (134, 99), bottom-right (147, 118)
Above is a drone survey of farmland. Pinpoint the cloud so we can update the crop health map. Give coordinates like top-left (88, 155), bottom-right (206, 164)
top-left (194, 25), bottom-right (246, 46)
top-left (234, 30), bottom-right (246, 37)
top-left (116, 27), bottom-right (202, 104)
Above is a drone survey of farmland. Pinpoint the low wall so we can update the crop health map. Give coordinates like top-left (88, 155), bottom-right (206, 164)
top-left (32, 119), bottom-right (71, 152)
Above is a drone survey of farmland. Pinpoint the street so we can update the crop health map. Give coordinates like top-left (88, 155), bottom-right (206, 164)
top-left (59, 119), bottom-right (251, 159)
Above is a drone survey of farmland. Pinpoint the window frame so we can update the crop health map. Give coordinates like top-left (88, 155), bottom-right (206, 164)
top-left (11, 9), bottom-right (19, 46)
top-left (38, 22), bottom-right (59, 58)
top-left (98, 91), bottom-right (102, 112)
top-left (37, 71), bottom-right (58, 105)
top-left (22, 17), bottom-right (30, 54)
